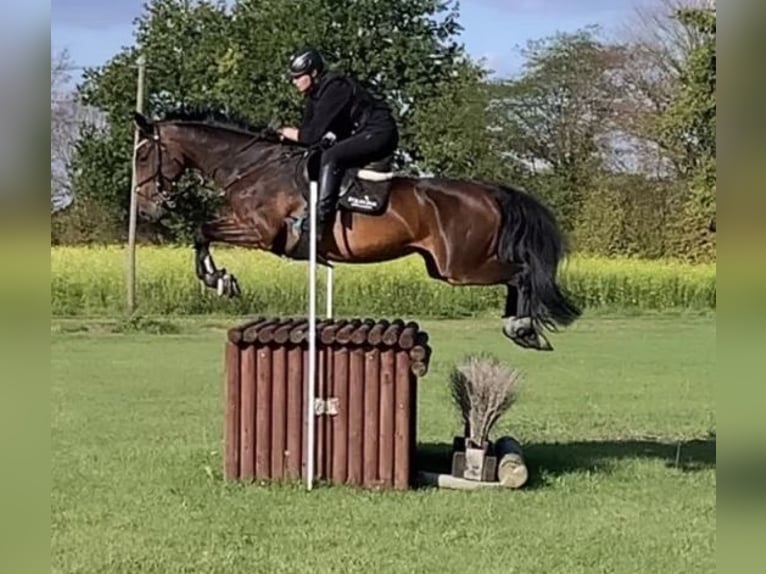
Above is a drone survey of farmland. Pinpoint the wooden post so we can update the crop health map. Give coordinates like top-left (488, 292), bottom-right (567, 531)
top-left (127, 55), bottom-right (146, 315)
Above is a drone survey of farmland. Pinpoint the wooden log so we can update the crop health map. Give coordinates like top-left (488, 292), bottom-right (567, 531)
top-left (409, 345), bottom-right (427, 363)
top-left (288, 320), bottom-right (309, 344)
top-left (320, 319), bottom-right (348, 345)
top-left (336, 319), bottom-right (362, 345)
top-left (382, 319), bottom-right (405, 346)
top-left (367, 320), bottom-right (390, 345)
top-left (378, 348), bottom-right (396, 486)
top-left (254, 344), bottom-right (272, 478)
top-left (393, 350), bottom-right (412, 489)
top-left (347, 347), bottom-right (365, 484)
top-left (273, 319), bottom-right (296, 345)
top-left (411, 360), bottom-right (428, 377)
top-left (270, 343), bottom-right (287, 479)
top-left (227, 316), bottom-right (265, 343)
top-left (243, 318), bottom-right (280, 343)
top-left (416, 471), bottom-right (504, 490)
top-left (397, 321), bottom-right (420, 349)
top-left (331, 346), bottom-right (349, 484)
top-left (363, 347), bottom-right (381, 487)
top-left (315, 347), bottom-right (326, 481)
top-left (350, 319), bottom-right (376, 345)
top-left (285, 344), bottom-right (303, 480)
top-left (239, 345), bottom-right (256, 480)
top-left (259, 317), bottom-right (295, 344)
top-left (224, 341), bottom-right (241, 480)
top-left (494, 436), bottom-right (528, 489)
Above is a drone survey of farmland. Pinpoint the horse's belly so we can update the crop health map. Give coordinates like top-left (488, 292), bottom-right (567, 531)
top-left (328, 210), bottom-right (417, 262)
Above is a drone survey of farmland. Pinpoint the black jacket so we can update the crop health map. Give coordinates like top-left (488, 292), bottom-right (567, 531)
top-left (298, 71), bottom-right (395, 146)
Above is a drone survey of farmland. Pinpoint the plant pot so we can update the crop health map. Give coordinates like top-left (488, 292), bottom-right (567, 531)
top-left (450, 436), bottom-right (498, 482)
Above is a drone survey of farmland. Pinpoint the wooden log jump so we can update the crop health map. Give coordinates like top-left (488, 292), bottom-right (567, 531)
top-left (223, 317), bottom-right (432, 490)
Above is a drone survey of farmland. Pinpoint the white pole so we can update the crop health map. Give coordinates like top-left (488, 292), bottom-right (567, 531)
top-left (306, 180), bottom-right (318, 491)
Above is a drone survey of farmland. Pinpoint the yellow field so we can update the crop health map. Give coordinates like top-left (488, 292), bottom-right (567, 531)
top-left (51, 245), bottom-right (716, 316)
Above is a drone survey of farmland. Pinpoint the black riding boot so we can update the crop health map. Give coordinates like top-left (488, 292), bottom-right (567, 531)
top-left (316, 161), bottom-right (344, 239)
top-left (288, 162), bottom-right (343, 261)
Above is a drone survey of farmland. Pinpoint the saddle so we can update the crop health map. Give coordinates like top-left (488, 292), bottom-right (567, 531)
top-left (301, 150), bottom-right (396, 216)
top-left (280, 150), bottom-right (398, 262)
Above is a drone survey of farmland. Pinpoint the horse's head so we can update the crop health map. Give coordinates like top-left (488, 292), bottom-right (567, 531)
top-left (132, 111), bottom-right (187, 221)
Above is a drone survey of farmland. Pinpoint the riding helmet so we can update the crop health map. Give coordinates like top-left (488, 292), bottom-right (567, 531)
top-left (288, 47), bottom-right (325, 77)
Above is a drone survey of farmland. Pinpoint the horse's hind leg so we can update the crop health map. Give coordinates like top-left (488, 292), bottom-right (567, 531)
top-left (502, 281), bottom-right (553, 351)
top-left (428, 256), bottom-right (553, 350)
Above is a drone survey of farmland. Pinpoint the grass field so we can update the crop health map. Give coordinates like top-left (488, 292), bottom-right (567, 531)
top-left (51, 314), bottom-right (715, 573)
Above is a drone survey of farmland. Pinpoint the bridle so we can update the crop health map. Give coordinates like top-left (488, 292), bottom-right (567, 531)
top-left (133, 127), bottom-right (185, 210)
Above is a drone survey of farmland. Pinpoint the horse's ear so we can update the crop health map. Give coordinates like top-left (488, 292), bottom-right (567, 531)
top-left (133, 111), bottom-right (154, 136)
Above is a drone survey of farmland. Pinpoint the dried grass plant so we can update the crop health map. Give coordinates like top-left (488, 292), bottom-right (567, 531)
top-left (449, 353), bottom-right (522, 447)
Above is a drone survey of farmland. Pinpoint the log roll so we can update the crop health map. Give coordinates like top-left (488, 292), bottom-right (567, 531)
top-left (494, 436), bottom-right (528, 488)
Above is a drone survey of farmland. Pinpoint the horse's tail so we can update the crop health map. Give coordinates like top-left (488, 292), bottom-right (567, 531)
top-left (490, 184), bottom-right (582, 330)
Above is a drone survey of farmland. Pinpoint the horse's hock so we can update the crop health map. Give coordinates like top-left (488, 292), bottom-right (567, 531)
top-left (223, 317), bottom-right (432, 490)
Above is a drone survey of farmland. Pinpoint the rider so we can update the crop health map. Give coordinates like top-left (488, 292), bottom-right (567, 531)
top-left (278, 47), bottom-right (399, 246)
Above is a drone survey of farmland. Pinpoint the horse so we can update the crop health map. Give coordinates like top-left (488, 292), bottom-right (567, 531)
top-left (130, 107), bottom-right (581, 351)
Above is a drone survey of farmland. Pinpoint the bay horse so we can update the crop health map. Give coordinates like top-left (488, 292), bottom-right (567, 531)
top-left (131, 108), bottom-right (581, 350)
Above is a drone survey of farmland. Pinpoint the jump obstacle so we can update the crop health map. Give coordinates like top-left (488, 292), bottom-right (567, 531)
top-left (223, 317), bottom-right (432, 490)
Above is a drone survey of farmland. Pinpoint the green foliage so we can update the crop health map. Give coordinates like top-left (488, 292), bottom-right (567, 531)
top-left (51, 246), bottom-right (716, 317)
top-left (487, 27), bottom-right (625, 230)
top-left (655, 7), bottom-right (716, 262)
top-left (410, 69), bottom-right (515, 181)
top-left (572, 173), bottom-right (685, 260)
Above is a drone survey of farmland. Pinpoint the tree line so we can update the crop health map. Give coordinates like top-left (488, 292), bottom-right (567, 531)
top-left (51, 0), bottom-right (716, 263)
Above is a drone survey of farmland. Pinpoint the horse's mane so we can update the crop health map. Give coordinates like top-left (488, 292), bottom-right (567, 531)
top-left (157, 105), bottom-right (282, 142)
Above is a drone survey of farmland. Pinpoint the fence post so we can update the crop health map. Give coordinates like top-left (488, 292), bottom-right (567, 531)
top-left (127, 55), bottom-right (147, 315)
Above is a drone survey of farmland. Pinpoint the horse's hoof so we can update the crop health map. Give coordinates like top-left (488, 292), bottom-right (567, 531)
top-left (216, 273), bottom-right (241, 298)
top-left (503, 317), bottom-right (554, 351)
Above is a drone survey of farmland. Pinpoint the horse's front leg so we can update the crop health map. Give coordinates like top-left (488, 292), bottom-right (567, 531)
top-left (193, 219), bottom-right (247, 298)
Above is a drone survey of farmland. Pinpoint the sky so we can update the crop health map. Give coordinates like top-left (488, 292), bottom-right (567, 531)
top-left (51, 0), bottom-right (642, 82)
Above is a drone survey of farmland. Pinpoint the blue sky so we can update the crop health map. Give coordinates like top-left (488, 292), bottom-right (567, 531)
top-left (51, 0), bottom-right (640, 80)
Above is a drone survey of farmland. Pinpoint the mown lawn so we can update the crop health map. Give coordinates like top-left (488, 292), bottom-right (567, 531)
top-left (51, 315), bottom-right (715, 573)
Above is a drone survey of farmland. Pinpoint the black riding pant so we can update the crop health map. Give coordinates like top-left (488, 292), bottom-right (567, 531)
top-left (321, 125), bottom-right (399, 170)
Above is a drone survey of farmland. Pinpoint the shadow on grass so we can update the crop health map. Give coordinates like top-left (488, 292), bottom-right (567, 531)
top-left (417, 435), bottom-right (715, 489)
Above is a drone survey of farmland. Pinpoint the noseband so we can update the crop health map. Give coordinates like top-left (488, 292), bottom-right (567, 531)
top-left (133, 129), bottom-right (183, 209)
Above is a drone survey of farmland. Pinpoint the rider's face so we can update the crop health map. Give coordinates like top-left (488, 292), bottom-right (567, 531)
top-left (292, 73), bottom-right (313, 93)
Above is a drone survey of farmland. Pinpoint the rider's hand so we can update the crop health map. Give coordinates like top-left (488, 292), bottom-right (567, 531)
top-left (279, 127), bottom-right (299, 142)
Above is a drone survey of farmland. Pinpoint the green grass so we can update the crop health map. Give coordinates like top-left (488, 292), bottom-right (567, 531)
top-left (51, 315), bottom-right (715, 573)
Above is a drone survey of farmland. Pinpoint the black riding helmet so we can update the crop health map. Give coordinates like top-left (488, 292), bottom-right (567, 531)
top-left (288, 47), bottom-right (325, 77)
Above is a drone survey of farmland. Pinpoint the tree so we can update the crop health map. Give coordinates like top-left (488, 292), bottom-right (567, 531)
top-left (487, 27), bottom-right (626, 229)
top-left (409, 66), bottom-right (516, 182)
top-left (51, 49), bottom-right (106, 212)
top-left (659, 5), bottom-right (716, 260)
top-left (615, 0), bottom-right (716, 179)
